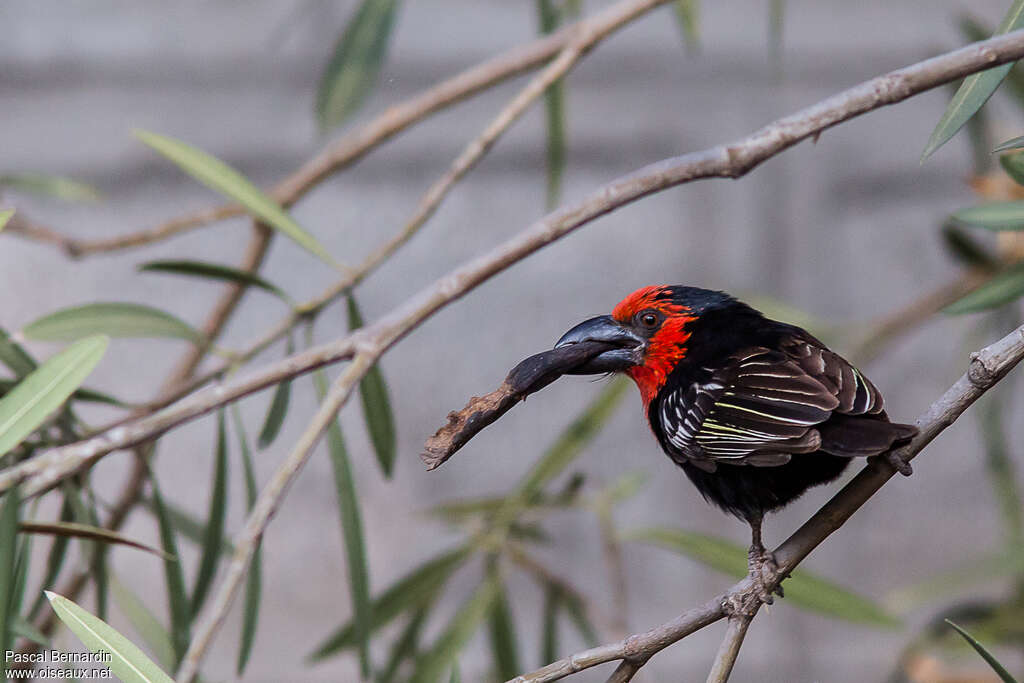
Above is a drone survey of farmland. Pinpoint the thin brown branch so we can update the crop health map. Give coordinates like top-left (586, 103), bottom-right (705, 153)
top-left (605, 658), bottom-right (647, 683)
top-left (510, 322), bottom-right (1024, 682)
top-left (5, 26), bottom-right (1024, 509)
top-left (705, 617), bottom-right (752, 683)
top-left (2, 211), bottom-right (73, 250)
top-left (17, 13), bottom-right (583, 258)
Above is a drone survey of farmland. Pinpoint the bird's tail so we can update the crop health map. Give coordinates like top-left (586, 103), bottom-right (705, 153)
top-left (817, 416), bottom-right (918, 457)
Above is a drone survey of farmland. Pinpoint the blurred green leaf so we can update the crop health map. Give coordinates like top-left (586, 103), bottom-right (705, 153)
top-left (952, 200), bottom-right (1024, 230)
top-left (627, 527), bottom-right (901, 627)
top-left (945, 264), bottom-right (1024, 314)
top-left (136, 130), bottom-right (341, 270)
top-left (378, 605), bottom-right (431, 683)
top-left (112, 576), bottom-right (176, 673)
top-left (0, 209), bottom-right (13, 232)
top-left (540, 584), bottom-right (560, 664)
top-left (537, 0), bottom-right (567, 208)
top-left (0, 326), bottom-right (36, 378)
top-left (230, 406), bottom-right (262, 676)
top-left (0, 173), bottom-right (100, 202)
top-left (448, 662), bottom-right (461, 683)
top-left (18, 521), bottom-right (170, 560)
top-left (0, 486), bottom-right (20, 681)
top-left (347, 294), bottom-right (396, 477)
top-left (257, 380), bottom-right (292, 449)
top-left (148, 472), bottom-right (190, 666)
top-left (316, 0), bottom-right (400, 130)
top-left (488, 577), bottom-right (520, 680)
top-left (941, 224), bottom-right (999, 269)
top-left (1000, 151), bottom-right (1024, 185)
top-left (518, 377), bottom-right (630, 497)
top-left (45, 591), bottom-right (175, 683)
top-left (562, 591), bottom-right (599, 647)
top-left (12, 615), bottom-right (48, 647)
top-left (23, 303), bottom-right (202, 343)
top-left (140, 496), bottom-right (235, 556)
top-left (961, 15), bottom-right (1024, 111)
top-left (922, 0), bottom-right (1024, 161)
top-left (0, 335), bottom-right (107, 457)
top-left (309, 544), bottom-right (471, 660)
top-left (313, 369), bottom-right (372, 677)
top-left (673, 0), bottom-right (700, 53)
top-left (946, 619), bottom-right (1019, 683)
top-left (978, 392), bottom-right (1024, 548)
top-left (190, 410), bottom-right (229, 617)
top-left (768, 0), bottom-right (785, 59)
top-left (412, 577), bottom-right (499, 683)
top-left (28, 498), bottom-right (73, 619)
top-left (995, 134), bottom-right (1024, 152)
top-left (139, 260), bottom-right (292, 305)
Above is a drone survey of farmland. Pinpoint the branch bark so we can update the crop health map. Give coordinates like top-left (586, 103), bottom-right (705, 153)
top-left (5, 27), bottom-right (1024, 504)
top-left (510, 322), bottom-right (1024, 682)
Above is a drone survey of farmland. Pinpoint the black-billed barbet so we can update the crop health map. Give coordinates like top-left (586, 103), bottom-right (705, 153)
top-left (555, 285), bottom-right (917, 598)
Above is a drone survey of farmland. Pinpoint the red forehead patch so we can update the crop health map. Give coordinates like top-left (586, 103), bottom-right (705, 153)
top-left (612, 285), bottom-right (687, 322)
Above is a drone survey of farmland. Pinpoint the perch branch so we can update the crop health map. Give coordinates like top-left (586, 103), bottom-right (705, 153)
top-left (4, 26), bottom-right (1024, 512)
top-left (510, 322), bottom-right (1024, 682)
top-left (705, 617), bottom-right (753, 683)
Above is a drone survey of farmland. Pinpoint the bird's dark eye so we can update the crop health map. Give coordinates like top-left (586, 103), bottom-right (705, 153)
top-left (636, 310), bottom-right (660, 329)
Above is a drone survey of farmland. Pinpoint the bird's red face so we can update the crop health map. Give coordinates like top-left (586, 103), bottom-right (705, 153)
top-left (556, 285), bottom-right (695, 404)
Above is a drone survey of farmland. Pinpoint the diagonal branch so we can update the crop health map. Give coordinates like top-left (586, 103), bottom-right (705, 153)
top-left (511, 322), bottom-right (1024, 682)
top-left (4, 27), bottom-right (1024, 506)
top-left (705, 616), bottom-right (753, 683)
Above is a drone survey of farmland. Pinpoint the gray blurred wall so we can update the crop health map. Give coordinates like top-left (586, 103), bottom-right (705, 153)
top-left (2, 1), bottom-right (1021, 681)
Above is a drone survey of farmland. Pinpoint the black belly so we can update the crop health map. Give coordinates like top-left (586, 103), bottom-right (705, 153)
top-left (680, 453), bottom-right (850, 522)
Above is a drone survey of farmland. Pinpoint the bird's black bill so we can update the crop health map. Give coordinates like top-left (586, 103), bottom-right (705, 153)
top-left (555, 315), bottom-right (643, 374)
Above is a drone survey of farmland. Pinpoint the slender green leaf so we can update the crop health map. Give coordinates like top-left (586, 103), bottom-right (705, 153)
top-left (540, 584), bottom-right (560, 664)
top-left (768, 0), bottom-right (785, 59)
top-left (46, 591), bottom-right (175, 683)
top-left (628, 527), bottom-right (901, 627)
top-left (946, 619), bottom-right (1019, 683)
top-left (111, 576), bottom-right (176, 673)
top-left (190, 411), bottom-right (229, 617)
top-left (136, 130), bottom-right (341, 269)
top-left (0, 326), bottom-right (36, 378)
top-left (148, 473), bottom-right (190, 666)
top-left (978, 392), bottom-right (1024, 548)
top-left (922, 0), bottom-right (1024, 161)
top-left (316, 0), bottom-right (400, 130)
top-left (961, 15), bottom-right (1024, 114)
top-left (412, 577), bottom-right (500, 683)
top-left (139, 260), bottom-right (292, 304)
top-left (257, 380), bottom-right (292, 449)
top-left (347, 294), bottom-right (396, 476)
top-left (0, 335), bottom-right (107, 457)
top-left (673, 0), bottom-right (700, 53)
top-left (518, 377), bottom-right (630, 496)
top-left (488, 578), bottom-right (520, 680)
top-left (1000, 151), bottom-right (1024, 185)
top-left (313, 369), bottom-right (372, 676)
top-left (0, 487), bottom-right (21, 680)
top-left (941, 224), bottom-right (999, 269)
top-left (994, 134), bottom-right (1024, 152)
top-left (18, 521), bottom-right (170, 559)
top-left (84, 491), bottom-right (109, 620)
top-left (952, 201), bottom-right (1024, 230)
top-left (537, 0), bottom-right (567, 208)
top-left (309, 544), bottom-right (471, 660)
top-left (448, 662), bottom-right (461, 683)
top-left (562, 592), bottom-right (599, 647)
top-left (28, 498), bottom-right (73, 619)
top-left (0, 209), bottom-right (13, 233)
top-left (0, 173), bottom-right (100, 202)
top-left (140, 496), bottom-right (235, 556)
top-left (24, 304), bottom-right (201, 342)
top-left (12, 615), bottom-right (48, 646)
top-left (945, 264), bottom-right (1024, 314)
top-left (378, 605), bottom-right (431, 683)
top-left (12, 515), bottom-right (32, 618)
top-left (230, 406), bottom-right (262, 676)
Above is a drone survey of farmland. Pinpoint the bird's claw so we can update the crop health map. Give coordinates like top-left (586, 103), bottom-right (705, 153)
top-left (885, 451), bottom-right (913, 477)
top-left (748, 545), bottom-right (783, 605)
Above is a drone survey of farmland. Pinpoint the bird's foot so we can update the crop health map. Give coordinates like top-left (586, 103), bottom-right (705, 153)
top-left (747, 545), bottom-right (783, 605)
top-left (884, 450), bottom-right (913, 477)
